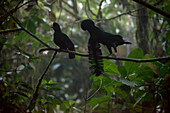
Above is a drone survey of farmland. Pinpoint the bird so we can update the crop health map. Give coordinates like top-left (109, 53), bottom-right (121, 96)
top-left (52, 22), bottom-right (75, 59)
top-left (81, 19), bottom-right (131, 55)
top-left (88, 37), bottom-right (104, 76)
top-left (81, 20), bottom-right (104, 76)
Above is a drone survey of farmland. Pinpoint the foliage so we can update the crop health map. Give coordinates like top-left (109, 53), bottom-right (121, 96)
top-left (0, 0), bottom-right (169, 113)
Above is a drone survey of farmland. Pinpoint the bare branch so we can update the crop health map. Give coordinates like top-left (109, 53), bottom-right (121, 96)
top-left (96, 0), bottom-right (166, 21)
top-left (101, 8), bottom-right (144, 21)
top-left (97, 0), bottom-right (104, 18)
top-left (86, 0), bottom-right (97, 17)
top-left (0, 28), bottom-right (22, 34)
top-left (62, 0), bottom-right (74, 9)
top-left (62, 7), bottom-right (81, 20)
top-left (86, 78), bottom-right (102, 101)
top-left (40, 48), bottom-right (170, 63)
top-left (0, 0), bottom-right (32, 19)
top-left (133, 0), bottom-right (170, 18)
top-left (1, 7), bottom-right (50, 48)
top-left (26, 51), bottom-right (57, 111)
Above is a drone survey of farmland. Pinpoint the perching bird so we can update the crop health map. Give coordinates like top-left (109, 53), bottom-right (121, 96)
top-left (81, 19), bottom-right (131, 55)
top-left (81, 20), bottom-right (104, 76)
top-left (52, 22), bottom-right (75, 59)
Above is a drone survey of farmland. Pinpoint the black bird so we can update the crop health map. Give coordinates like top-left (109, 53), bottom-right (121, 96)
top-left (81, 19), bottom-right (131, 54)
top-left (81, 20), bottom-right (104, 76)
top-left (52, 23), bottom-right (75, 59)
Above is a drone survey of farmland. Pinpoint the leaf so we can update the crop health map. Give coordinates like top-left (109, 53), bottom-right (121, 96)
top-left (69, 100), bottom-right (75, 106)
top-left (20, 82), bottom-right (33, 90)
top-left (114, 87), bottom-right (128, 98)
top-left (27, 20), bottom-right (36, 34)
top-left (125, 48), bottom-right (143, 75)
top-left (42, 79), bottom-right (47, 84)
top-left (16, 91), bottom-right (29, 98)
top-left (63, 101), bottom-right (70, 109)
top-left (16, 76), bottom-right (22, 82)
top-left (159, 62), bottom-right (170, 77)
top-left (48, 80), bottom-right (53, 84)
top-left (118, 66), bottom-right (127, 77)
top-left (103, 59), bottom-right (119, 75)
top-left (87, 95), bottom-right (110, 108)
top-left (120, 78), bottom-right (137, 87)
top-left (135, 65), bottom-right (154, 82)
top-left (12, 31), bottom-right (25, 42)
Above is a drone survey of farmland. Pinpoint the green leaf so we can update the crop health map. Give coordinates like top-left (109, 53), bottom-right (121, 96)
top-left (103, 59), bottom-right (119, 75)
top-left (63, 101), bottom-right (70, 109)
top-left (27, 20), bottom-right (36, 34)
top-left (42, 79), bottom-right (47, 84)
top-left (120, 78), bottom-right (137, 87)
top-left (16, 76), bottom-right (22, 82)
top-left (16, 91), bottom-right (29, 98)
top-left (114, 86), bottom-right (129, 98)
top-left (125, 48), bottom-right (143, 74)
top-left (20, 82), bottom-right (33, 90)
top-left (118, 66), bottom-right (127, 77)
top-left (135, 65), bottom-right (154, 82)
top-left (87, 95), bottom-right (110, 108)
top-left (159, 62), bottom-right (170, 77)
top-left (48, 80), bottom-right (53, 84)
top-left (69, 100), bottom-right (75, 106)
top-left (13, 31), bottom-right (25, 42)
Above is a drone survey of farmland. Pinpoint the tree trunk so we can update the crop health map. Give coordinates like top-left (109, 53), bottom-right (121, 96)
top-left (136, 3), bottom-right (150, 54)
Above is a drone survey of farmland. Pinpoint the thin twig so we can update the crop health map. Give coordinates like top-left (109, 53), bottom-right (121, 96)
top-left (39, 47), bottom-right (170, 63)
top-left (0, 0), bottom-right (32, 19)
top-left (1, 7), bottom-right (50, 48)
top-left (0, 28), bottom-right (22, 34)
top-left (104, 8), bottom-right (144, 21)
top-left (26, 51), bottom-right (57, 111)
top-left (97, 0), bottom-right (104, 18)
top-left (86, 78), bottom-right (102, 101)
top-left (86, 0), bottom-right (97, 17)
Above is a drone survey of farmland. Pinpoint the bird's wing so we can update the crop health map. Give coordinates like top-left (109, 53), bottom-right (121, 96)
top-left (60, 33), bottom-right (74, 50)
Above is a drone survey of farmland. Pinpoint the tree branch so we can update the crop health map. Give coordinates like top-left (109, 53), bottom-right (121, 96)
top-left (86, 0), bottom-right (97, 17)
top-left (86, 78), bottom-right (102, 101)
top-left (0, 0), bottom-right (32, 19)
top-left (96, 0), bottom-right (166, 21)
top-left (97, 0), bottom-right (104, 18)
top-left (0, 28), bottom-right (22, 34)
top-left (100, 7), bottom-right (144, 21)
top-left (62, 0), bottom-right (74, 9)
top-left (132, 0), bottom-right (170, 18)
top-left (1, 7), bottom-right (50, 48)
top-left (26, 51), bottom-right (57, 111)
top-left (40, 48), bottom-right (170, 63)
top-left (62, 7), bottom-right (81, 20)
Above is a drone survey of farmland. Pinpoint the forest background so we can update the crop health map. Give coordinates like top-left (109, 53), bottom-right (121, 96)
top-left (0, 0), bottom-right (170, 113)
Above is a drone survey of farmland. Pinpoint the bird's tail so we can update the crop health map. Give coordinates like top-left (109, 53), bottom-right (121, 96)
top-left (68, 47), bottom-right (75, 59)
top-left (88, 43), bottom-right (103, 76)
top-left (124, 42), bottom-right (132, 44)
top-left (69, 53), bottom-right (75, 59)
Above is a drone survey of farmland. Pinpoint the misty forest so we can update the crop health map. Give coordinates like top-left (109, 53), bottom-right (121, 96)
top-left (0, 0), bottom-right (170, 113)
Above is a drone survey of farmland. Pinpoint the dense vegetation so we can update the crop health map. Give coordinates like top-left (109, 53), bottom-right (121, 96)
top-left (0, 0), bottom-right (170, 112)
